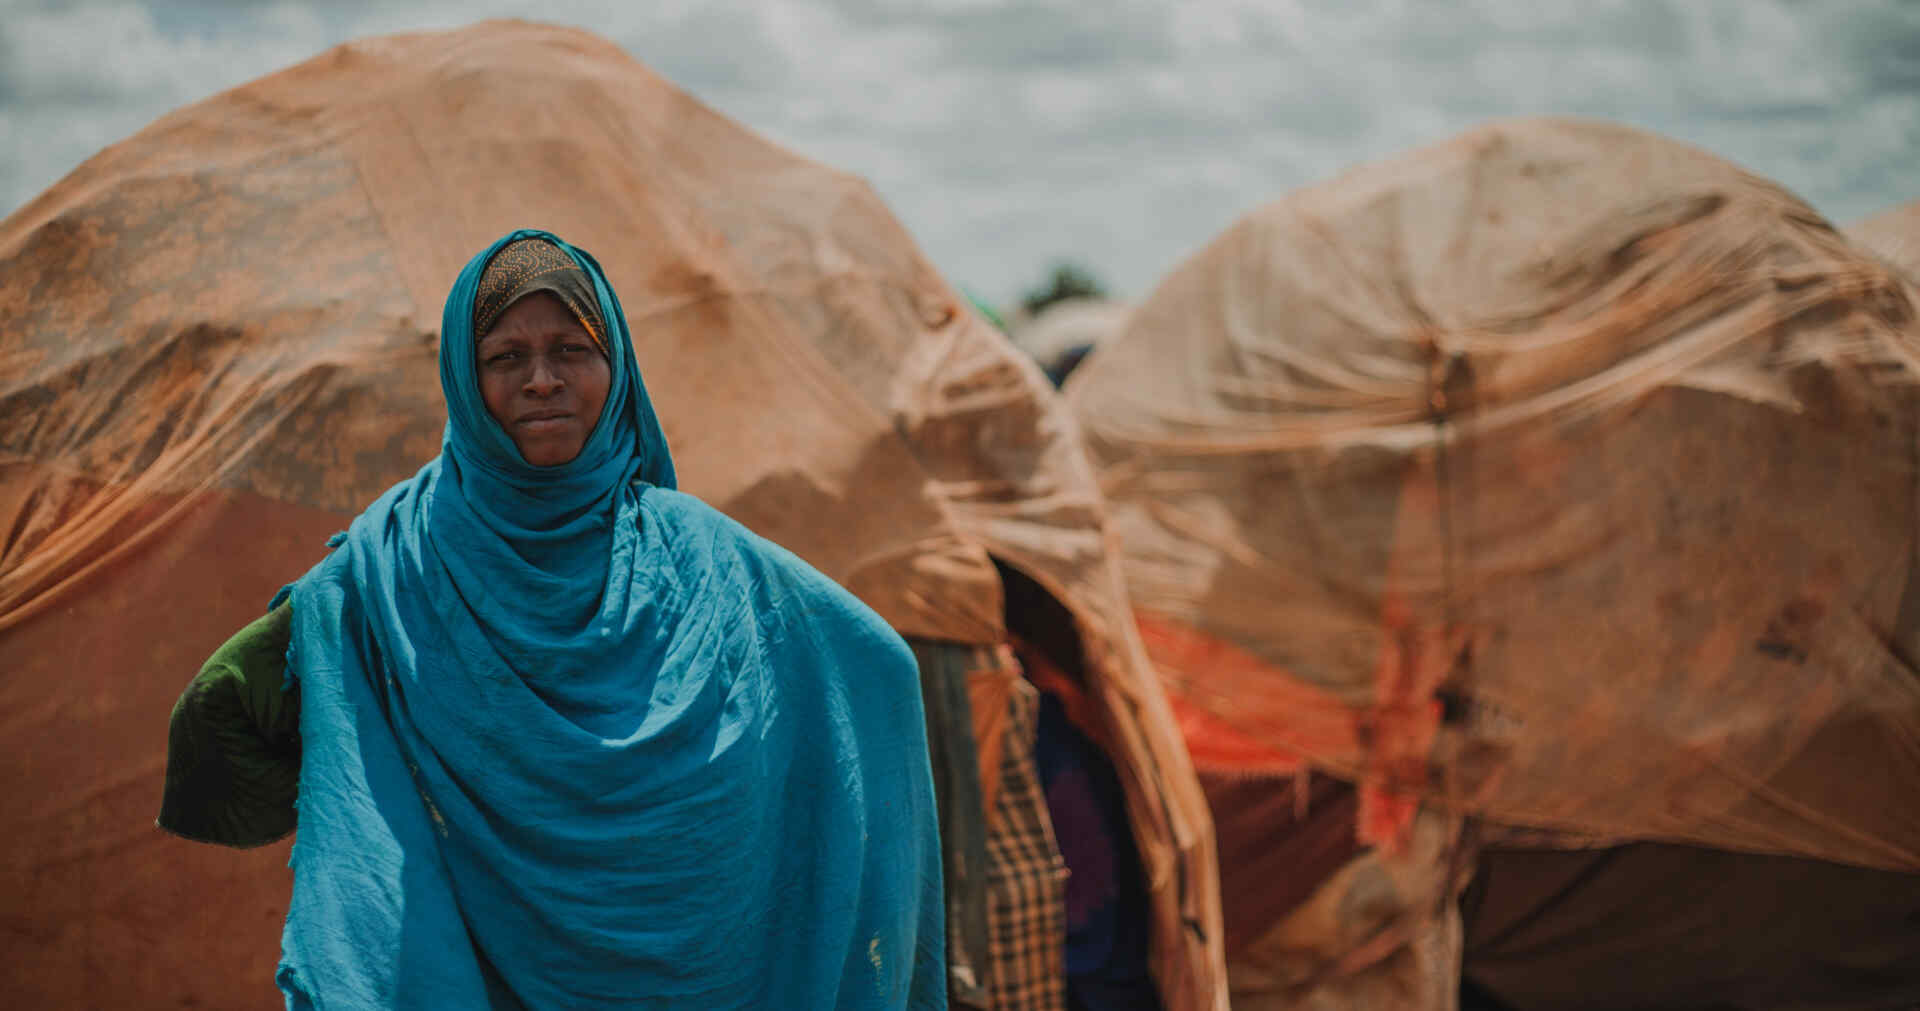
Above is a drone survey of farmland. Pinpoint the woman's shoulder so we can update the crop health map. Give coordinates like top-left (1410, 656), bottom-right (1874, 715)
top-left (637, 485), bottom-right (737, 528)
top-left (637, 486), bottom-right (757, 555)
top-left (639, 488), bottom-right (900, 635)
top-left (639, 487), bottom-right (798, 549)
top-left (642, 488), bottom-right (822, 578)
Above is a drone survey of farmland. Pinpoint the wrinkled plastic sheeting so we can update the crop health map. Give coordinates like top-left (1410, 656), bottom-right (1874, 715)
top-left (0, 21), bottom-right (1224, 1011)
top-left (1068, 117), bottom-right (1920, 878)
top-left (1850, 199), bottom-right (1920, 280)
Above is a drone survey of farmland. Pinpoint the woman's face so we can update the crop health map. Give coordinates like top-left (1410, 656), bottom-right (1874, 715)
top-left (475, 293), bottom-right (611, 467)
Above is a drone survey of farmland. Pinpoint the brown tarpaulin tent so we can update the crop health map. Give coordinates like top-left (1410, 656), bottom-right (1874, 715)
top-left (1066, 118), bottom-right (1920, 1007)
top-left (0, 21), bottom-right (1223, 1009)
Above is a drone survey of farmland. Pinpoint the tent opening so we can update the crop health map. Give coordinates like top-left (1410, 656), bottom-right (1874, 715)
top-left (996, 558), bottom-right (1165, 1011)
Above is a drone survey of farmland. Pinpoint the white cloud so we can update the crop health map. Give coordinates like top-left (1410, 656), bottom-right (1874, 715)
top-left (1, 0), bottom-right (1916, 305)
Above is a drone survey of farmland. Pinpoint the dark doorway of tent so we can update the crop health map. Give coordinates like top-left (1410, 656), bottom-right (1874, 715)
top-left (906, 561), bottom-right (1168, 1010)
top-left (998, 560), bottom-right (1163, 1011)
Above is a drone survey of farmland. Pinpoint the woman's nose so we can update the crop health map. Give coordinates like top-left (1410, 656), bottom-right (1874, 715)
top-left (524, 355), bottom-right (564, 395)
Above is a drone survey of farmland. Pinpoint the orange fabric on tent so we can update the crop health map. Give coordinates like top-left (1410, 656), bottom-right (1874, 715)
top-left (0, 21), bottom-right (1223, 1010)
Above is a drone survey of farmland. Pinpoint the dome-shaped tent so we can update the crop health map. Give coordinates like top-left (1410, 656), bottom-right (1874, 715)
top-left (0, 21), bottom-right (1223, 1009)
top-left (1067, 117), bottom-right (1920, 1007)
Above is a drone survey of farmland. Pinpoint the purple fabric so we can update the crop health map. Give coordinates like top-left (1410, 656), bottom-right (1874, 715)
top-left (1033, 691), bottom-right (1162, 1011)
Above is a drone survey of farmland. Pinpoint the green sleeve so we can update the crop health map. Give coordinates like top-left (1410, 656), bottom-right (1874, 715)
top-left (157, 600), bottom-right (302, 848)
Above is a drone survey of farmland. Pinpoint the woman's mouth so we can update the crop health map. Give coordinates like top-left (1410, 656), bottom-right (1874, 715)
top-left (516, 411), bottom-right (572, 432)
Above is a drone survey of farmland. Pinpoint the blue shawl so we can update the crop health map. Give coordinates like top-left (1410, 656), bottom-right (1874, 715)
top-left (275, 230), bottom-right (945, 1009)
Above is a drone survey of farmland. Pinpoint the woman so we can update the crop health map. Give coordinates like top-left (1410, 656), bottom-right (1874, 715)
top-left (158, 230), bottom-right (946, 1009)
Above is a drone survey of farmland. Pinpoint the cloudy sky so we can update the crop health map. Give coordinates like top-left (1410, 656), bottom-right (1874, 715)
top-left (2, 0), bottom-right (1916, 305)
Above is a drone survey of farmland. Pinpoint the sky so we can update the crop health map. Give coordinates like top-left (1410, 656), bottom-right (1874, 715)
top-left (1, 0), bottom-right (1917, 306)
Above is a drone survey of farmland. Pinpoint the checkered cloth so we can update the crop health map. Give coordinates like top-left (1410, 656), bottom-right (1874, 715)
top-left (985, 676), bottom-right (1068, 1010)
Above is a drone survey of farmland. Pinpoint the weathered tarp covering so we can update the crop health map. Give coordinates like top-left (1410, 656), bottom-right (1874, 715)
top-left (1850, 199), bottom-right (1920, 279)
top-left (1067, 117), bottom-right (1920, 1002)
top-left (0, 20), bottom-right (1222, 1010)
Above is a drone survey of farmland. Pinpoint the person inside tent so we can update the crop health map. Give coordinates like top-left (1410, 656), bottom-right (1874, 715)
top-left (158, 231), bottom-right (946, 1010)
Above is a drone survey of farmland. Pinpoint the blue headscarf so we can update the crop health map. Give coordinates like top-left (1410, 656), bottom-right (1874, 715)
top-left (275, 230), bottom-right (945, 1009)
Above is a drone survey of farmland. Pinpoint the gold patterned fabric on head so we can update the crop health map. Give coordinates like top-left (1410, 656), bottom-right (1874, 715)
top-left (472, 237), bottom-right (609, 356)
